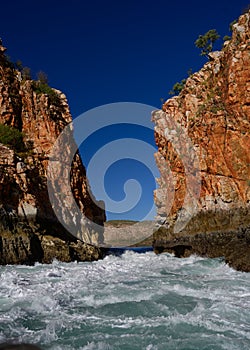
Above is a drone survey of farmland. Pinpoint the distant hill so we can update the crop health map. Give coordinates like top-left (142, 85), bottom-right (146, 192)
top-left (104, 220), bottom-right (156, 247)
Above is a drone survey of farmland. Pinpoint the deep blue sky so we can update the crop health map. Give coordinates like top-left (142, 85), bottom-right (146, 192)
top-left (1, 0), bottom-right (249, 221)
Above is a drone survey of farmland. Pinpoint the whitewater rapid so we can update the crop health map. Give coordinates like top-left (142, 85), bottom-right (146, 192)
top-left (0, 251), bottom-right (250, 349)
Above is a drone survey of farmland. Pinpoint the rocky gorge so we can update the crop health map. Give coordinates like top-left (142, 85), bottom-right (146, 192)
top-left (153, 10), bottom-right (250, 271)
top-left (0, 41), bottom-right (106, 264)
top-left (0, 10), bottom-right (250, 272)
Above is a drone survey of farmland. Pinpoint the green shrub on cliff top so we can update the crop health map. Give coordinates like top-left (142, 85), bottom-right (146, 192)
top-left (32, 72), bottom-right (61, 106)
top-left (33, 81), bottom-right (55, 95)
top-left (0, 123), bottom-right (25, 152)
top-left (169, 79), bottom-right (187, 95)
top-left (33, 71), bottom-right (55, 96)
top-left (195, 29), bottom-right (220, 58)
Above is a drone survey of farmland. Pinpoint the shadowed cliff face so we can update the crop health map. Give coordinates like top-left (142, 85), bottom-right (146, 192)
top-left (0, 42), bottom-right (106, 264)
top-left (152, 11), bottom-right (250, 270)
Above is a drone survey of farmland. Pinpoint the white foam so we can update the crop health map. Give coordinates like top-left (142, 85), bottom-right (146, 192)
top-left (0, 252), bottom-right (249, 349)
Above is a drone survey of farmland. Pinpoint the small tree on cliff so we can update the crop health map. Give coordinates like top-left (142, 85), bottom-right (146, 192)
top-left (37, 71), bottom-right (49, 84)
top-left (195, 29), bottom-right (220, 58)
top-left (21, 66), bottom-right (32, 80)
top-left (169, 79), bottom-right (186, 95)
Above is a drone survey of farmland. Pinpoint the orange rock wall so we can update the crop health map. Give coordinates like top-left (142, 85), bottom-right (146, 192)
top-left (153, 11), bottom-right (250, 239)
top-left (0, 42), bottom-right (105, 246)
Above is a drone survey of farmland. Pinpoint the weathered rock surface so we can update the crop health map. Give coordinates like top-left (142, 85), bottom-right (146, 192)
top-left (153, 11), bottom-right (250, 271)
top-left (0, 42), bottom-right (105, 264)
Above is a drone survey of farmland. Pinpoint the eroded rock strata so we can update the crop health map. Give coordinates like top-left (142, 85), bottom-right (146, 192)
top-left (153, 11), bottom-right (250, 271)
top-left (0, 42), bottom-right (105, 264)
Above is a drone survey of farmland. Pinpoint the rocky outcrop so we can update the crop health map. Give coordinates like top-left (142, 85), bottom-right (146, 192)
top-left (153, 11), bottom-right (250, 271)
top-left (0, 42), bottom-right (105, 264)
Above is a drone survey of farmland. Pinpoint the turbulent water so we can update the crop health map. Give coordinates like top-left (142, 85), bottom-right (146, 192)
top-left (0, 251), bottom-right (250, 350)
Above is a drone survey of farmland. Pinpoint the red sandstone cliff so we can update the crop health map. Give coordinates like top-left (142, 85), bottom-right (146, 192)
top-left (153, 11), bottom-right (250, 271)
top-left (0, 41), bottom-right (105, 264)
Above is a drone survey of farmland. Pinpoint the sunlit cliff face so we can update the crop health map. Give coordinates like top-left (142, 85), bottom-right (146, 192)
top-left (153, 10), bottom-right (250, 237)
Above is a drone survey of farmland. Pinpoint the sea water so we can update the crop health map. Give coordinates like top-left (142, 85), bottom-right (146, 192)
top-left (0, 251), bottom-right (250, 350)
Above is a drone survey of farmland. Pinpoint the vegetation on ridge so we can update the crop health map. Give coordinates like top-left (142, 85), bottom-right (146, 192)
top-left (1, 50), bottom-right (61, 106)
top-left (195, 29), bottom-right (220, 58)
top-left (32, 71), bottom-right (62, 106)
top-left (166, 27), bottom-right (226, 98)
top-left (169, 79), bottom-right (187, 96)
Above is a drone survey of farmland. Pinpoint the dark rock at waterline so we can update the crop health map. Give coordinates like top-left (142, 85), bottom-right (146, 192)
top-left (153, 226), bottom-right (250, 272)
top-left (0, 344), bottom-right (41, 350)
top-left (0, 209), bottom-right (103, 265)
top-left (0, 229), bottom-right (103, 265)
